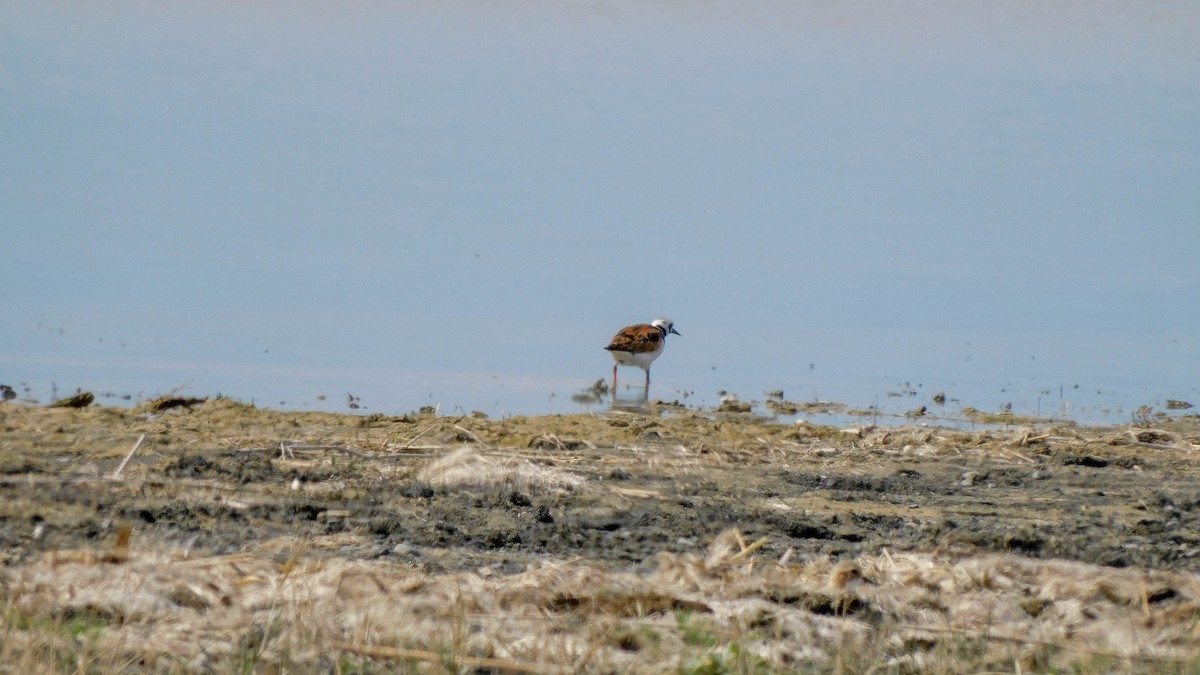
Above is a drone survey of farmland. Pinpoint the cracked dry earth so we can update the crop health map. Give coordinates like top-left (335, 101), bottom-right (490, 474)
top-left (2, 399), bottom-right (1200, 672)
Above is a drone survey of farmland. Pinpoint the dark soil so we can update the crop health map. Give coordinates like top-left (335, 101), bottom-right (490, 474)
top-left (2, 400), bottom-right (1199, 575)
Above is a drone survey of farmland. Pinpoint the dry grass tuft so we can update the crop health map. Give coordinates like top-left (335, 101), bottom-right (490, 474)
top-left (4, 536), bottom-right (1200, 673)
top-left (418, 446), bottom-right (585, 493)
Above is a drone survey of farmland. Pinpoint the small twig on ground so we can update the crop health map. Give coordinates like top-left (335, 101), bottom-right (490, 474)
top-left (778, 546), bottom-right (796, 566)
top-left (332, 641), bottom-right (569, 675)
top-left (0, 475), bottom-right (241, 491)
top-left (1130, 441), bottom-right (1182, 451)
top-left (998, 449), bottom-right (1036, 464)
top-left (397, 423), bottom-right (437, 450)
top-left (110, 434), bottom-right (147, 479)
top-left (277, 443), bottom-right (441, 460)
top-left (1141, 575), bottom-right (1153, 623)
top-left (730, 536), bottom-right (770, 563)
top-left (279, 443), bottom-right (380, 459)
top-left (454, 424), bottom-right (493, 449)
top-left (893, 624), bottom-right (1196, 663)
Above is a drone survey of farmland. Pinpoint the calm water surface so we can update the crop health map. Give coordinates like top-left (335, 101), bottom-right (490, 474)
top-left (2, 2), bottom-right (1198, 425)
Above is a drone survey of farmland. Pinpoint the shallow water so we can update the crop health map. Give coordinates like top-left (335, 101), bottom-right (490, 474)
top-left (3, 2), bottom-right (1198, 425)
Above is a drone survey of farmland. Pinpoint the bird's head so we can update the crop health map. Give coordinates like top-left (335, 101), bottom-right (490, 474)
top-left (652, 317), bottom-right (680, 337)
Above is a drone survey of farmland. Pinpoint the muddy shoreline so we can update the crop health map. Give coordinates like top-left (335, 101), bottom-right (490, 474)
top-left (3, 400), bottom-right (1199, 571)
top-left (3, 399), bottom-right (1200, 671)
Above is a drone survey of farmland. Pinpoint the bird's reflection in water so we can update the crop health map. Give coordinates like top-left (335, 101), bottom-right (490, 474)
top-left (609, 389), bottom-right (649, 413)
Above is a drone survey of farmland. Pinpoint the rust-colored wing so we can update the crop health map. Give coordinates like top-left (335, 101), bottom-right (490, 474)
top-left (605, 324), bottom-right (663, 354)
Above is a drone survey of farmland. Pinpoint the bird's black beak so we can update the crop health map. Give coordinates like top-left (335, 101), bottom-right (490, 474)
top-left (670, 327), bottom-right (681, 336)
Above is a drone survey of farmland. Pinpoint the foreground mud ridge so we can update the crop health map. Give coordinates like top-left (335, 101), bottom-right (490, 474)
top-left (2, 400), bottom-right (1200, 672)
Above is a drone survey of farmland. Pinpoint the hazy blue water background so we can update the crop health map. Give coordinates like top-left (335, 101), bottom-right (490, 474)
top-left (3, 2), bottom-right (1198, 424)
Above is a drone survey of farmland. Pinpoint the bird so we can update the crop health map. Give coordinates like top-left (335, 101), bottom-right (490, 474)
top-left (828, 560), bottom-right (868, 616)
top-left (604, 317), bottom-right (680, 394)
top-left (828, 560), bottom-right (867, 592)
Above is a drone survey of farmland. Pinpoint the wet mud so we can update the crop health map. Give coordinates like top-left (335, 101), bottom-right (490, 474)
top-left (2, 399), bottom-right (1199, 575)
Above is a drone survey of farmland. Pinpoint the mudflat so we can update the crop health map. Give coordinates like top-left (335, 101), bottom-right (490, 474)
top-left (2, 399), bottom-right (1199, 672)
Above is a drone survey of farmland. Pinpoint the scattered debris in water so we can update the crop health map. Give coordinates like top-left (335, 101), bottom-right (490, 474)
top-left (1133, 405), bottom-right (1155, 426)
top-left (48, 391), bottom-right (93, 408)
top-left (147, 396), bottom-right (207, 412)
top-left (716, 394), bottom-right (753, 413)
top-left (570, 378), bottom-right (610, 404)
top-left (764, 398), bottom-right (799, 415)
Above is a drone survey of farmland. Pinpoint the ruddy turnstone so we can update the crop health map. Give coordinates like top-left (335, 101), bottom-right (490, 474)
top-left (828, 560), bottom-right (866, 592)
top-left (604, 317), bottom-right (680, 393)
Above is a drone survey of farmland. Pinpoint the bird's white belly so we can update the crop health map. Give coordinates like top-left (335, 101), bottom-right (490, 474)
top-left (610, 348), bottom-right (662, 370)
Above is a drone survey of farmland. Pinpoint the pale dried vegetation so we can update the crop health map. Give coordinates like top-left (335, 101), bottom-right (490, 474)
top-left (2, 400), bottom-right (1200, 672)
top-left (418, 447), bottom-right (586, 494)
top-left (5, 530), bottom-right (1200, 673)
